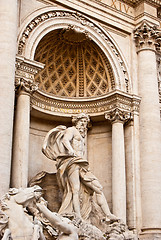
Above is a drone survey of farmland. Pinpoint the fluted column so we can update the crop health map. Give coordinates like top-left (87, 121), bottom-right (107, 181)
top-left (0, 0), bottom-right (17, 196)
top-left (11, 56), bottom-right (44, 188)
top-left (105, 108), bottom-right (132, 222)
top-left (134, 22), bottom-right (161, 237)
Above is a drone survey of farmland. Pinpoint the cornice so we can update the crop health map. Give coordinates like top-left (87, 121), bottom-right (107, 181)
top-left (15, 55), bottom-right (44, 95)
top-left (31, 90), bottom-right (141, 117)
top-left (120, 0), bottom-right (161, 8)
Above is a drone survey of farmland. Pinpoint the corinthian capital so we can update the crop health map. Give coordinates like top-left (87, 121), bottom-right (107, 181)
top-left (134, 21), bottom-right (161, 52)
top-left (15, 55), bottom-right (44, 95)
top-left (105, 108), bottom-right (133, 124)
top-left (15, 77), bottom-right (38, 94)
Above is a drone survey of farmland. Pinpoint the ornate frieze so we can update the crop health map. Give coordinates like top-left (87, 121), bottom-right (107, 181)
top-left (31, 90), bottom-right (140, 117)
top-left (18, 10), bottom-right (130, 92)
top-left (134, 21), bottom-right (161, 52)
top-left (15, 55), bottom-right (44, 95)
top-left (105, 107), bottom-right (133, 123)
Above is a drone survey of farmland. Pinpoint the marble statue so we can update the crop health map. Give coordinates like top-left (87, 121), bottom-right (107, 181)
top-left (0, 185), bottom-right (45, 240)
top-left (36, 199), bottom-right (106, 240)
top-left (42, 113), bottom-right (117, 221)
top-left (36, 200), bottom-right (78, 240)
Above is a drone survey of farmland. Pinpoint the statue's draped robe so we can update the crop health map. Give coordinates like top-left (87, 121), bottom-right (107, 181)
top-left (42, 126), bottom-right (97, 220)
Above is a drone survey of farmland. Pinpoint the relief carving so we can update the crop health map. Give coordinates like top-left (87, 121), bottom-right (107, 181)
top-left (134, 21), bottom-right (161, 52)
top-left (31, 90), bottom-right (140, 117)
top-left (15, 77), bottom-right (38, 94)
top-left (15, 56), bottom-right (44, 95)
top-left (105, 108), bottom-right (133, 123)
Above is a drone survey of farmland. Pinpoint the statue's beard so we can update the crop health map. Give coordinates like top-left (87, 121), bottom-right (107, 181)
top-left (76, 126), bottom-right (86, 138)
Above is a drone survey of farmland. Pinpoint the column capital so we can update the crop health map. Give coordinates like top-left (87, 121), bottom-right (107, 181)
top-left (15, 77), bottom-right (38, 95)
top-left (134, 21), bottom-right (161, 53)
top-left (105, 108), bottom-right (133, 124)
top-left (15, 55), bottom-right (44, 95)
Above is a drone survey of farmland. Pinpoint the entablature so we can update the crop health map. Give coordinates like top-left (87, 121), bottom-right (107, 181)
top-left (31, 89), bottom-right (141, 118)
top-left (120, 0), bottom-right (161, 8)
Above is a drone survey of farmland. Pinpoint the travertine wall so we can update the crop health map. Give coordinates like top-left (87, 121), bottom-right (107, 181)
top-left (29, 117), bottom-right (58, 181)
top-left (0, 0), bottom-right (161, 238)
top-left (88, 121), bottom-right (112, 208)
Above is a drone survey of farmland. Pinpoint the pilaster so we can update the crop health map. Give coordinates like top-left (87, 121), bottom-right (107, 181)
top-left (0, 0), bottom-right (17, 196)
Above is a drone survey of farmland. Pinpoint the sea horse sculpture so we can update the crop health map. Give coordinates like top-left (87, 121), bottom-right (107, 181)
top-left (0, 185), bottom-right (45, 240)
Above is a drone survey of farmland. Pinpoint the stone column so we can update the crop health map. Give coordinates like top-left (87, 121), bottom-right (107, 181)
top-left (105, 108), bottom-right (132, 222)
top-left (11, 56), bottom-right (44, 188)
top-left (134, 22), bottom-right (161, 238)
top-left (0, 0), bottom-right (17, 196)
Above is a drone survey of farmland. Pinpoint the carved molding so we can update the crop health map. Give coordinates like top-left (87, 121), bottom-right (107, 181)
top-left (31, 89), bottom-right (141, 117)
top-left (15, 55), bottom-right (44, 95)
top-left (134, 21), bottom-right (161, 52)
top-left (18, 10), bottom-right (130, 92)
top-left (105, 107), bottom-right (133, 123)
top-left (120, 0), bottom-right (161, 7)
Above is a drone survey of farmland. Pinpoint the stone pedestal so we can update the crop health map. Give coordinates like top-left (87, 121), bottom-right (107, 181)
top-left (0, 0), bottom-right (17, 196)
top-left (134, 22), bottom-right (161, 236)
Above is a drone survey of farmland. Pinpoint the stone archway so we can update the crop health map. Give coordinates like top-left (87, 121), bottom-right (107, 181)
top-left (17, 8), bottom-right (132, 94)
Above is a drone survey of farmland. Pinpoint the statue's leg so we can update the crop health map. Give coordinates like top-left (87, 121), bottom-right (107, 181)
top-left (68, 165), bottom-right (81, 217)
top-left (83, 179), bottom-right (117, 220)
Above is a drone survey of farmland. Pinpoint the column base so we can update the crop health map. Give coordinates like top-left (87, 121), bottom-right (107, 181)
top-left (139, 229), bottom-right (161, 240)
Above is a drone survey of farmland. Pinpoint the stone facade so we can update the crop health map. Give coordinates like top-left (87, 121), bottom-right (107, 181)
top-left (0, 0), bottom-right (161, 239)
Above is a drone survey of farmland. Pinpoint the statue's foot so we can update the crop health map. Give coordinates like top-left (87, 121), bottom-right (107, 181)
top-left (107, 214), bottom-right (120, 222)
top-left (103, 216), bottom-right (111, 223)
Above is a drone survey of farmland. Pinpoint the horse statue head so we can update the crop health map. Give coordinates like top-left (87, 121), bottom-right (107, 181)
top-left (0, 185), bottom-right (45, 240)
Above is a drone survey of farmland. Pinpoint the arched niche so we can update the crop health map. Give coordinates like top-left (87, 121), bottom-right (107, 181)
top-left (17, 8), bottom-right (137, 119)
